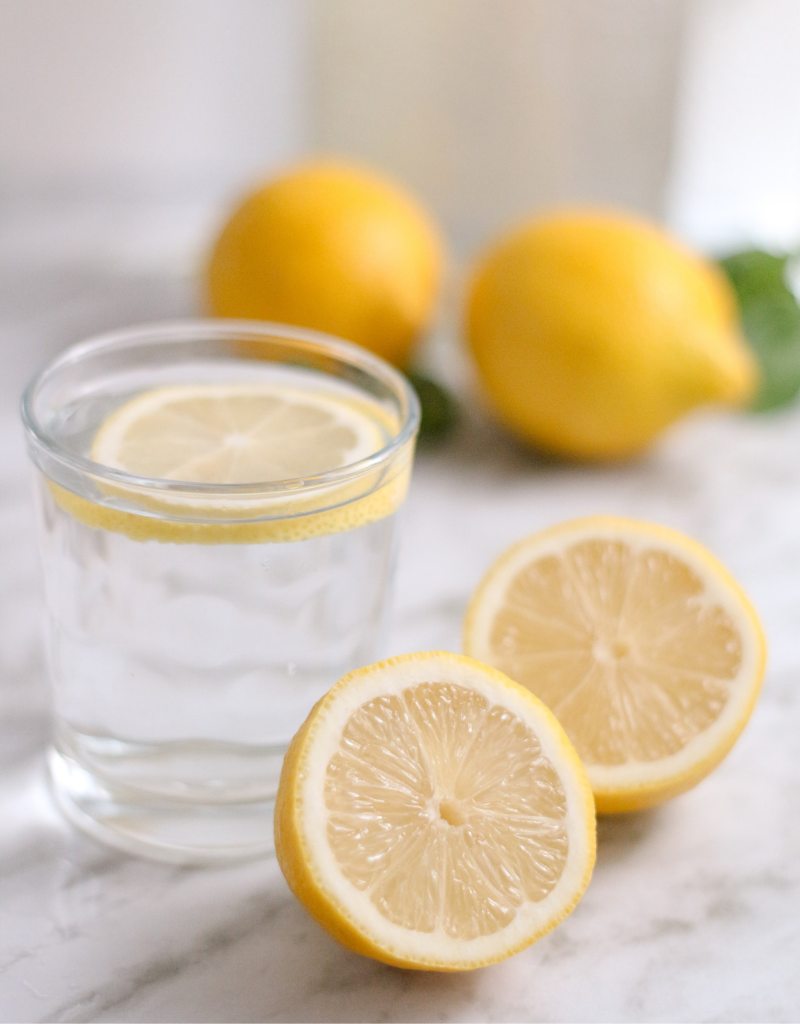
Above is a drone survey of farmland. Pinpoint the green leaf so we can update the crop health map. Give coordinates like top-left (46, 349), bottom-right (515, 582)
top-left (739, 294), bottom-right (800, 411)
top-left (718, 248), bottom-right (800, 411)
top-left (406, 371), bottom-right (459, 444)
top-left (719, 250), bottom-right (791, 305)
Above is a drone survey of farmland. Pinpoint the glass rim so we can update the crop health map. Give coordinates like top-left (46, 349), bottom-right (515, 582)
top-left (21, 318), bottom-right (421, 498)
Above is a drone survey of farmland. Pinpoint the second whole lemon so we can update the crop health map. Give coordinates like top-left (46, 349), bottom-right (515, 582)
top-left (466, 209), bottom-right (758, 460)
top-left (206, 160), bottom-right (444, 367)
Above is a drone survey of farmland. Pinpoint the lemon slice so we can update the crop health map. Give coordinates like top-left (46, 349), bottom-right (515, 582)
top-left (91, 384), bottom-right (386, 483)
top-left (464, 517), bottom-right (767, 813)
top-left (274, 651), bottom-right (596, 971)
top-left (50, 383), bottom-right (410, 544)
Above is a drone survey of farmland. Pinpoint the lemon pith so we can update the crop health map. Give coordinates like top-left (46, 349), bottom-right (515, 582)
top-left (464, 518), bottom-right (767, 812)
top-left (275, 652), bottom-right (596, 971)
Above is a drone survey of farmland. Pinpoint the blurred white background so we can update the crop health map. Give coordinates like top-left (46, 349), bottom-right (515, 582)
top-left (2, 0), bottom-right (800, 252)
top-left (0, 0), bottom-right (310, 203)
top-left (667, 0), bottom-right (800, 251)
top-left (0, 0), bottom-right (799, 400)
top-left (1, 0), bottom-right (796, 402)
top-left (2, 0), bottom-right (800, 259)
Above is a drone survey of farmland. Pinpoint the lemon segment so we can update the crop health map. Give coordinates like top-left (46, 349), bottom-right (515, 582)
top-left (274, 652), bottom-right (596, 971)
top-left (51, 382), bottom-right (410, 544)
top-left (464, 517), bottom-right (767, 812)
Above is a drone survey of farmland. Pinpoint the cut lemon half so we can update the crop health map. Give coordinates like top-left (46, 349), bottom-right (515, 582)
top-left (51, 382), bottom-right (410, 544)
top-left (464, 517), bottom-right (767, 813)
top-left (274, 651), bottom-right (595, 971)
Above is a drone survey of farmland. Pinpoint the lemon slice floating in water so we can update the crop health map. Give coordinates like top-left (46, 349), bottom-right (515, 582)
top-left (274, 651), bottom-right (596, 971)
top-left (464, 517), bottom-right (767, 813)
top-left (51, 382), bottom-right (409, 544)
top-left (91, 384), bottom-right (386, 483)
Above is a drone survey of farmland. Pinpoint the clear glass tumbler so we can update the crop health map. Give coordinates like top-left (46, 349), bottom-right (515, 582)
top-left (22, 320), bottom-right (419, 863)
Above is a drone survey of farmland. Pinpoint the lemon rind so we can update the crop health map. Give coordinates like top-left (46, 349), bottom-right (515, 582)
top-left (47, 464), bottom-right (410, 544)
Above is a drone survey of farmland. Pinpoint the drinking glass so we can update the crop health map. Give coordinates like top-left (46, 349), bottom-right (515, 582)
top-left (21, 320), bottom-right (420, 863)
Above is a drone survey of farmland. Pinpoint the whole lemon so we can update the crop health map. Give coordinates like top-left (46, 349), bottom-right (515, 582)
top-left (467, 209), bottom-right (758, 460)
top-left (206, 159), bottom-right (444, 367)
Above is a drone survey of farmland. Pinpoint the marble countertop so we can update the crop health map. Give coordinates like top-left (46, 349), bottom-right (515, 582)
top-left (1, 206), bottom-right (799, 1022)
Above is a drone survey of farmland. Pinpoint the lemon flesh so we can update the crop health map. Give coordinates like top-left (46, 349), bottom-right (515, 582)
top-left (328, 683), bottom-right (569, 936)
top-left (91, 384), bottom-right (386, 483)
top-left (464, 518), bottom-right (766, 812)
top-left (275, 652), bottom-right (595, 971)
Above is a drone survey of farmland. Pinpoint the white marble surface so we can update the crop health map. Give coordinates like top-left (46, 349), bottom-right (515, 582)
top-left (1, 208), bottom-right (800, 1022)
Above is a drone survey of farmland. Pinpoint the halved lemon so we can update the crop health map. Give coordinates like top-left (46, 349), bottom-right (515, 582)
top-left (464, 517), bottom-right (767, 813)
top-left (51, 382), bottom-right (410, 544)
top-left (274, 651), bottom-right (596, 971)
